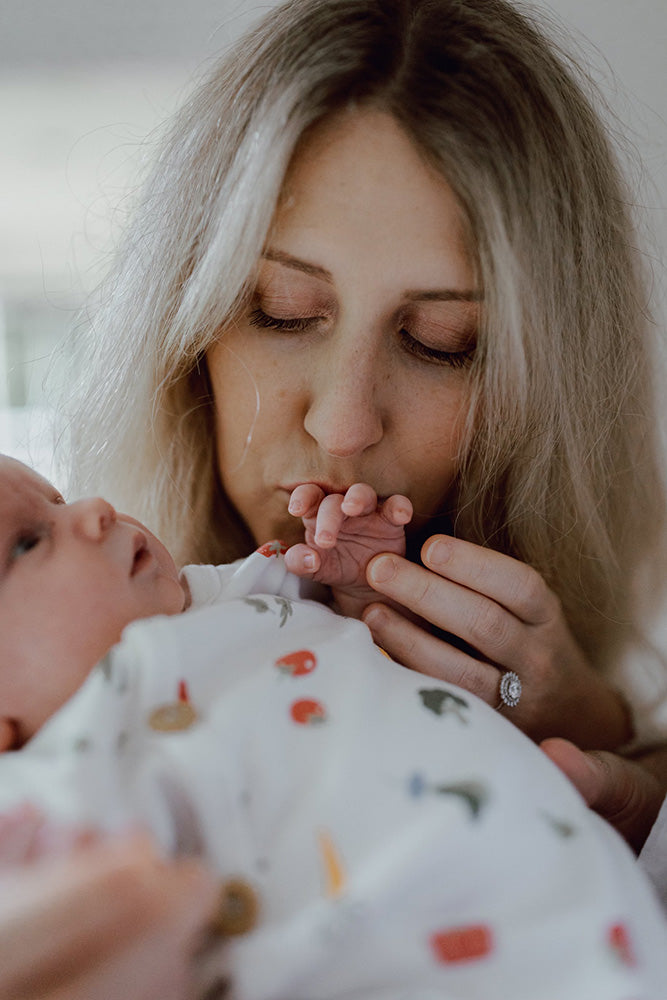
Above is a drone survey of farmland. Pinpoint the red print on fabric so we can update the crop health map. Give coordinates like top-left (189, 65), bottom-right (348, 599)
top-left (275, 650), bottom-right (318, 677)
top-left (257, 540), bottom-right (289, 557)
top-left (290, 699), bottom-right (327, 726)
top-left (608, 923), bottom-right (637, 967)
top-left (430, 924), bottom-right (494, 964)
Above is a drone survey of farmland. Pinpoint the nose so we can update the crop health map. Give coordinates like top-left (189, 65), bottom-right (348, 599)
top-left (303, 334), bottom-right (384, 458)
top-left (68, 497), bottom-right (117, 541)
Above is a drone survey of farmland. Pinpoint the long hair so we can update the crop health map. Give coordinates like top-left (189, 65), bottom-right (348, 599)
top-left (59, 0), bottom-right (665, 669)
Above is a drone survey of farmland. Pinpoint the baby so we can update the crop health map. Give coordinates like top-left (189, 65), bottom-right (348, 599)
top-left (1, 454), bottom-right (667, 1000)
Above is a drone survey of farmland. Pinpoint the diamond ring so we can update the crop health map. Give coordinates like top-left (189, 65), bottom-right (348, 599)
top-left (497, 670), bottom-right (522, 709)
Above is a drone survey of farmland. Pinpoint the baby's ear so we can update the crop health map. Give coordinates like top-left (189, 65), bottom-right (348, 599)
top-left (0, 718), bottom-right (19, 753)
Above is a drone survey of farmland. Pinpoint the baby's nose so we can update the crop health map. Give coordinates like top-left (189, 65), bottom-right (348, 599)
top-left (70, 496), bottom-right (117, 540)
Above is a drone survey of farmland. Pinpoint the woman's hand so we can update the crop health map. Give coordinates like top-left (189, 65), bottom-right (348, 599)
top-left (362, 534), bottom-right (632, 748)
top-left (0, 826), bottom-right (217, 1000)
top-left (542, 738), bottom-right (666, 852)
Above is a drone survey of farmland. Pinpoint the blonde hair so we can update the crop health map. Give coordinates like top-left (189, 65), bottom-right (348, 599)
top-left (61, 0), bottom-right (665, 669)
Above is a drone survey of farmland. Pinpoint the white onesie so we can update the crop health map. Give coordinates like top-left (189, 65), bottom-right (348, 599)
top-left (2, 546), bottom-right (667, 999)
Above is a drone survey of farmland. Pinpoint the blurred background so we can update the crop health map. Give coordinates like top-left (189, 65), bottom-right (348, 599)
top-left (1, 0), bottom-right (665, 477)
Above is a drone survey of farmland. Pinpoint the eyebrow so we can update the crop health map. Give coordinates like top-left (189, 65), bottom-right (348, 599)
top-left (262, 249), bottom-right (482, 302)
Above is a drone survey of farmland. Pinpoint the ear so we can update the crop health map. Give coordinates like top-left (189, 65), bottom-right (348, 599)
top-left (0, 718), bottom-right (20, 753)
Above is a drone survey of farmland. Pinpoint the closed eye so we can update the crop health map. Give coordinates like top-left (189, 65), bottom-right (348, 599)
top-left (399, 329), bottom-right (475, 368)
top-left (249, 307), bottom-right (321, 333)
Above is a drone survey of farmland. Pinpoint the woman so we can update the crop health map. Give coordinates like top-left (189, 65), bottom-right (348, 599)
top-left (61, 0), bottom-right (667, 755)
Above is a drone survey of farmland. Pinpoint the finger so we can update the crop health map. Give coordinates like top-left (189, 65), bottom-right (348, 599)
top-left (421, 535), bottom-right (558, 625)
top-left (541, 738), bottom-right (665, 852)
top-left (340, 482), bottom-right (378, 516)
top-left (366, 554), bottom-right (526, 667)
top-left (362, 602), bottom-right (500, 704)
top-left (313, 493), bottom-right (346, 548)
top-left (284, 543), bottom-right (321, 575)
top-left (379, 493), bottom-right (413, 526)
top-left (288, 483), bottom-right (325, 518)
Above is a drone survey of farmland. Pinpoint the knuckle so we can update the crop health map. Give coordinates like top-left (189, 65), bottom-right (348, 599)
top-left (513, 566), bottom-right (558, 622)
top-left (413, 571), bottom-right (437, 609)
top-left (467, 601), bottom-right (510, 651)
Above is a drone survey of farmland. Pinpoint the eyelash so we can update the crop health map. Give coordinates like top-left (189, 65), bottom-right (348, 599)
top-left (9, 496), bottom-right (63, 565)
top-left (248, 307), bottom-right (475, 368)
top-left (10, 532), bottom-right (44, 562)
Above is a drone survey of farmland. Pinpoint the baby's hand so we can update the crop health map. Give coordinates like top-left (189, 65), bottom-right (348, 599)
top-left (285, 483), bottom-right (412, 618)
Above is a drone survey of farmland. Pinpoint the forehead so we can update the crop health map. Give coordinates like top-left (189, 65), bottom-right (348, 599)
top-left (273, 108), bottom-right (474, 289)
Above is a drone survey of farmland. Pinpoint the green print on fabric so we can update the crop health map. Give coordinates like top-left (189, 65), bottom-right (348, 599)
top-left (408, 774), bottom-right (488, 819)
top-left (243, 596), bottom-right (294, 627)
top-left (96, 654), bottom-right (128, 693)
top-left (419, 687), bottom-right (470, 724)
top-left (540, 810), bottom-right (578, 838)
top-left (97, 655), bottom-right (113, 682)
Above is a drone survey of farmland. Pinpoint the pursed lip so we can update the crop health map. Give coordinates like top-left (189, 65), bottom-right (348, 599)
top-left (281, 481), bottom-right (356, 497)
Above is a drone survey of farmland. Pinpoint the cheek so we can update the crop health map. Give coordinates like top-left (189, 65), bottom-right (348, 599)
top-left (399, 381), bottom-right (470, 509)
top-left (207, 339), bottom-right (301, 469)
top-left (207, 340), bottom-right (265, 466)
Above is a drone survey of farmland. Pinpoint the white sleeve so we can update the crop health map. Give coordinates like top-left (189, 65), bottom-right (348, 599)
top-left (639, 795), bottom-right (667, 912)
top-left (181, 552), bottom-right (329, 607)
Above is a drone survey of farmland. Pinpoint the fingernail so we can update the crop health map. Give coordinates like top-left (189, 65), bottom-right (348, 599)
top-left (303, 553), bottom-right (315, 570)
top-left (368, 555), bottom-right (397, 584)
top-left (425, 538), bottom-right (451, 567)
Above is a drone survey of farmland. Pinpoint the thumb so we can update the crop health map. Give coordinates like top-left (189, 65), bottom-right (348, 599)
top-left (541, 737), bottom-right (665, 853)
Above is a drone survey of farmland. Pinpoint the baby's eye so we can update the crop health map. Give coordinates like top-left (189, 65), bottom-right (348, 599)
top-left (10, 533), bottom-right (43, 561)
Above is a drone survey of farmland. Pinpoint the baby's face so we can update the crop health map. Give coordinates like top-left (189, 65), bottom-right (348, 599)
top-left (0, 456), bottom-right (186, 747)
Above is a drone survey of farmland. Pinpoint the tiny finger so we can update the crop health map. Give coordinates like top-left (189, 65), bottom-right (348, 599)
top-left (284, 543), bottom-right (320, 575)
top-left (288, 483), bottom-right (325, 518)
top-left (340, 483), bottom-right (378, 517)
top-left (380, 494), bottom-right (413, 526)
top-left (313, 493), bottom-right (346, 547)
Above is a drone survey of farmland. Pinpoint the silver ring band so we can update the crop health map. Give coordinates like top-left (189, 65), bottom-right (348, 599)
top-left (497, 670), bottom-right (522, 709)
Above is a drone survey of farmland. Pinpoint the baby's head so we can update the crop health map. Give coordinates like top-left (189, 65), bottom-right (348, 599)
top-left (0, 455), bottom-right (186, 750)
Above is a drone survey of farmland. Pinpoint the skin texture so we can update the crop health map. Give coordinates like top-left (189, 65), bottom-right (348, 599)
top-left (206, 108), bottom-right (630, 751)
top-left (0, 455), bottom-right (186, 748)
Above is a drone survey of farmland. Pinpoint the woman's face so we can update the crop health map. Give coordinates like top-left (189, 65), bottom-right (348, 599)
top-left (207, 108), bottom-right (479, 546)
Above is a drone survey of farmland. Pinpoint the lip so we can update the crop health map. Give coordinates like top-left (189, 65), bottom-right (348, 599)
top-left (281, 481), bottom-right (355, 497)
top-left (130, 530), bottom-right (154, 575)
